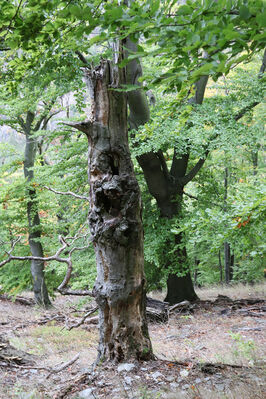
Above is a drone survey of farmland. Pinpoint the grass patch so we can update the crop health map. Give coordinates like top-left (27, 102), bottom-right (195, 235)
top-left (11, 325), bottom-right (98, 357)
top-left (150, 282), bottom-right (266, 302)
top-left (195, 281), bottom-right (265, 301)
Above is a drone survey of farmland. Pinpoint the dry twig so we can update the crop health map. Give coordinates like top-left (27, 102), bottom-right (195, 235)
top-left (67, 306), bottom-right (98, 330)
top-left (44, 185), bottom-right (89, 201)
top-left (46, 353), bottom-right (80, 379)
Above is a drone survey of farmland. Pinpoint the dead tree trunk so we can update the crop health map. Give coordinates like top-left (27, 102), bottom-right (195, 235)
top-left (71, 54), bottom-right (153, 362)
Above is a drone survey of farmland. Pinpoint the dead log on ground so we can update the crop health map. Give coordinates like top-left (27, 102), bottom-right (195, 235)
top-left (0, 294), bottom-right (35, 306)
top-left (53, 373), bottom-right (92, 399)
top-left (146, 297), bottom-right (169, 322)
top-left (0, 335), bottom-right (36, 367)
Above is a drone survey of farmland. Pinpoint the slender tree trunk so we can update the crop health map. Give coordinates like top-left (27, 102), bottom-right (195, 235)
top-left (194, 258), bottom-right (200, 287)
top-left (218, 250), bottom-right (223, 283)
top-left (224, 243), bottom-right (234, 284)
top-left (71, 55), bottom-right (153, 362)
top-left (23, 113), bottom-right (51, 307)
top-left (223, 166), bottom-right (233, 285)
top-left (224, 241), bottom-right (231, 284)
top-left (251, 150), bottom-right (258, 176)
top-left (230, 251), bottom-right (234, 281)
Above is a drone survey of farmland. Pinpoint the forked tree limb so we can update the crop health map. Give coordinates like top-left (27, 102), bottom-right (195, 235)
top-left (67, 306), bottom-right (98, 330)
top-left (0, 233), bottom-right (91, 294)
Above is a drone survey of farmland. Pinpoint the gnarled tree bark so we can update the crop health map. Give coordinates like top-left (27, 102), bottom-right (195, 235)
top-left (71, 51), bottom-right (153, 362)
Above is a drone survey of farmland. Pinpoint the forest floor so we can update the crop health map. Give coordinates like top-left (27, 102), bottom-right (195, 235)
top-left (0, 283), bottom-right (265, 399)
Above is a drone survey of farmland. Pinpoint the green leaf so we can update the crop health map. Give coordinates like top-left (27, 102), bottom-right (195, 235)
top-left (8, 37), bottom-right (20, 49)
top-left (178, 5), bottom-right (192, 15)
top-left (106, 6), bottom-right (123, 20)
top-left (256, 11), bottom-right (266, 28)
top-left (239, 5), bottom-right (250, 21)
top-left (69, 5), bottom-right (82, 18)
top-left (151, 0), bottom-right (160, 14)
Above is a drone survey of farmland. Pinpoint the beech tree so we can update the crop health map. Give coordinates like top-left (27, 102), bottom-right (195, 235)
top-left (181, 61), bottom-right (266, 285)
top-left (125, 38), bottom-right (206, 303)
top-left (118, 0), bottom-right (265, 304)
top-left (0, 87), bottom-right (62, 307)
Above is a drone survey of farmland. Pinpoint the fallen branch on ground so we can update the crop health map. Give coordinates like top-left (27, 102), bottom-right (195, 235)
top-left (163, 359), bottom-right (259, 371)
top-left (146, 297), bottom-right (169, 322)
top-left (53, 373), bottom-right (91, 399)
top-left (46, 353), bottom-right (80, 379)
top-left (0, 294), bottom-right (35, 306)
top-left (0, 335), bottom-right (36, 367)
top-left (1, 343), bottom-right (80, 378)
top-left (169, 300), bottom-right (191, 312)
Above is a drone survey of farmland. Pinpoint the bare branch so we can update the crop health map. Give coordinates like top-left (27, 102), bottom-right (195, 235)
top-left (183, 191), bottom-right (199, 201)
top-left (75, 50), bottom-right (89, 66)
top-left (67, 306), bottom-right (98, 330)
top-left (234, 101), bottom-right (260, 122)
top-left (0, 237), bottom-right (22, 267)
top-left (6, 352), bottom-right (80, 378)
top-left (63, 120), bottom-right (93, 135)
top-left (0, 234), bottom-right (92, 295)
top-left (44, 186), bottom-right (89, 201)
top-left (58, 288), bottom-right (94, 297)
top-left (33, 99), bottom-right (57, 132)
top-left (183, 190), bottom-right (222, 208)
top-left (41, 110), bottom-right (61, 130)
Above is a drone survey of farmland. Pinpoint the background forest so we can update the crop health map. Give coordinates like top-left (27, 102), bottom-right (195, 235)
top-left (0, 52), bottom-right (264, 299)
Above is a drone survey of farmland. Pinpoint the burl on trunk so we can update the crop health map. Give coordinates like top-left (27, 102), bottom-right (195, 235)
top-left (72, 58), bottom-right (153, 362)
